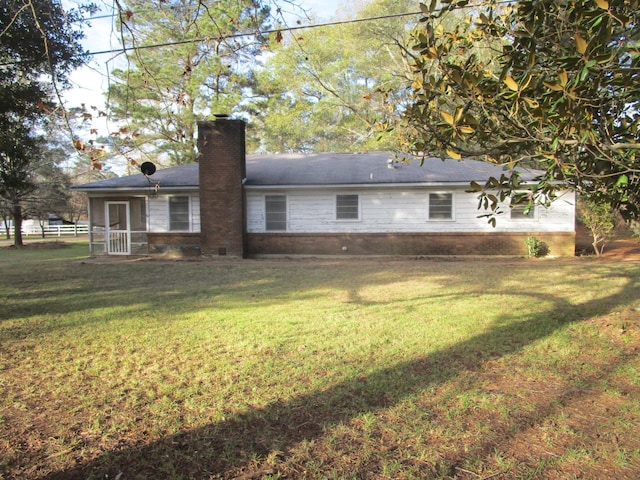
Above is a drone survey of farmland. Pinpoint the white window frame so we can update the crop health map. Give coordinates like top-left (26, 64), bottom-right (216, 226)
top-left (428, 192), bottom-right (454, 221)
top-left (510, 202), bottom-right (538, 221)
top-left (335, 194), bottom-right (360, 221)
top-left (168, 195), bottom-right (191, 231)
top-left (265, 194), bottom-right (287, 231)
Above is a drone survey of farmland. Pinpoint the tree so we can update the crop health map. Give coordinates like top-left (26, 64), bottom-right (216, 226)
top-left (106, 0), bottom-right (273, 167)
top-left (578, 197), bottom-right (618, 255)
top-left (394, 0), bottom-right (639, 222)
top-left (0, 198), bottom-right (11, 239)
top-left (0, 124), bottom-right (41, 246)
top-left (0, 123), bottom-right (75, 244)
top-left (24, 162), bottom-right (71, 238)
top-left (247, 0), bottom-right (418, 153)
top-left (0, 0), bottom-right (91, 245)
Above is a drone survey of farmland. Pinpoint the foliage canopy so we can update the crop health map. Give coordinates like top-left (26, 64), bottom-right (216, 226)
top-left (106, 0), bottom-right (272, 166)
top-left (395, 0), bottom-right (640, 220)
top-left (0, 0), bottom-right (90, 245)
top-left (247, 0), bottom-right (418, 153)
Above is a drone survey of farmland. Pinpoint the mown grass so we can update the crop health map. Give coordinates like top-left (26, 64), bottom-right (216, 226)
top-left (1, 243), bottom-right (639, 479)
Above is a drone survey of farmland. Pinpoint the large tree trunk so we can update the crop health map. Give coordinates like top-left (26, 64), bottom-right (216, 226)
top-left (12, 203), bottom-right (24, 247)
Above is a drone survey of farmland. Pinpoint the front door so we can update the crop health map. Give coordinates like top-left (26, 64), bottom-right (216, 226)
top-left (106, 202), bottom-right (130, 255)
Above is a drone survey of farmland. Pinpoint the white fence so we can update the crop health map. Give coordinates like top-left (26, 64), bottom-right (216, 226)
top-left (19, 224), bottom-right (89, 237)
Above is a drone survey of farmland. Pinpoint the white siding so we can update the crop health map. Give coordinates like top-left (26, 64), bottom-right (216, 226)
top-left (145, 188), bottom-right (574, 235)
top-left (148, 193), bottom-right (201, 232)
top-left (246, 188), bottom-right (575, 234)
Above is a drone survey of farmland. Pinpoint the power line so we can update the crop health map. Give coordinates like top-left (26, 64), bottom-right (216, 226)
top-left (87, 10), bottom-right (424, 56)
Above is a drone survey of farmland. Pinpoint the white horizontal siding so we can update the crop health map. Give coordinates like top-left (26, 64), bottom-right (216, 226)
top-left (145, 187), bottom-right (574, 234)
top-left (246, 188), bottom-right (575, 234)
top-left (148, 193), bottom-right (200, 232)
top-left (191, 195), bottom-right (201, 232)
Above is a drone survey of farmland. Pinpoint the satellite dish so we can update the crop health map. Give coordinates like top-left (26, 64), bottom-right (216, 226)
top-left (140, 161), bottom-right (156, 176)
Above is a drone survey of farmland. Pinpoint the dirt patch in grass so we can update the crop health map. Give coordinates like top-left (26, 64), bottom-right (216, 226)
top-left (600, 238), bottom-right (640, 261)
top-left (468, 310), bottom-right (640, 480)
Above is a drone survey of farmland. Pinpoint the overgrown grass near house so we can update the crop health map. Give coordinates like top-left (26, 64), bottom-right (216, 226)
top-left (1, 244), bottom-right (639, 479)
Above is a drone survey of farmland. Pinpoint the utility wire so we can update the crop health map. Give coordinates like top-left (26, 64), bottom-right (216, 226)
top-left (87, 10), bottom-right (424, 56)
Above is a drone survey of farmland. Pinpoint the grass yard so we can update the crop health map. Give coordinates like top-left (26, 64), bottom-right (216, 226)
top-left (1, 243), bottom-right (639, 480)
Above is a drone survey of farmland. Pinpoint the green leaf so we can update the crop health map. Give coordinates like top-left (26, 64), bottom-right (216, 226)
top-left (615, 174), bottom-right (629, 186)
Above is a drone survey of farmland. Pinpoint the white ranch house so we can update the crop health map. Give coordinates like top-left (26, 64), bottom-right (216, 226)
top-left (73, 119), bottom-right (576, 257)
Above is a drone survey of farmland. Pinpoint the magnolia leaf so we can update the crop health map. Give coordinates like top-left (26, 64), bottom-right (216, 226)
top-left (504, 74), bottom-right (519, 92)
top-left (454, 106), bottom-right (464, 123)
top-left (446, 148), bottom-right (462, 159)
top-left (469, 181), bottom-right (483, 191)
top-left (458, 125), bottom-right (475, 134)
top-left (440, 111), bottom-right (455, 126)
top-left (595, 52), bottom-right (614, 64)
top-left (543, 81), bottom-right (564, 92)
top-left (558, 69), bottom-right (568, 87)
top-left (420, 1), bottom-right (438, 14)
top-left (595, 0), bottom-right (609, 9)
top-left (575, 33), bottom-right (588, 54)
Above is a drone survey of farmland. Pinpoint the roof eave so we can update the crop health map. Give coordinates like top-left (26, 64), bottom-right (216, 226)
top-left (72, 186), bottom-right (199, 194)
top-left (246, 181), bottom-right (493, 190)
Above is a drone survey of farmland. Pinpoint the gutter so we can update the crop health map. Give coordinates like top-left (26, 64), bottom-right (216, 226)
top-left (71, 186), bottom-right (199, 193)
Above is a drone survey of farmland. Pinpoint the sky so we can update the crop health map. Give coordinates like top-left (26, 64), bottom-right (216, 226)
top-left (63, 0), bottom-right (347, 112)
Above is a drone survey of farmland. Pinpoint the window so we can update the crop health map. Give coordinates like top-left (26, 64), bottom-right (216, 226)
top-left (511, 203), bottom-right (536, 220)
top-left (429, 193), bottom-right (453, 220)
top-left (169, 196), bottom-right (190, 231)
top-left (336, 194), bottom-right (359, 220)
top-left (265, 195), bottom-right (287, 231)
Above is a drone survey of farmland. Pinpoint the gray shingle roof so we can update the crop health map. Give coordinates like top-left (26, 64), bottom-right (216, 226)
top-left (73, 152), bottom-right (540, 191)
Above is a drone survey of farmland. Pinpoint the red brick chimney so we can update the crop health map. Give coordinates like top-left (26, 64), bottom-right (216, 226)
top-left (197, 117), bottom-right (246, 257)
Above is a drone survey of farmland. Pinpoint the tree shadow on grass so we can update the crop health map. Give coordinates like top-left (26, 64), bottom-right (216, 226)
top-left (40, 265), bottom-right (640, 480)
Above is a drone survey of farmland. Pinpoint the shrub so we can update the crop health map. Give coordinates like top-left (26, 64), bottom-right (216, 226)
top-left (526, 236), bottom-right (548, 258)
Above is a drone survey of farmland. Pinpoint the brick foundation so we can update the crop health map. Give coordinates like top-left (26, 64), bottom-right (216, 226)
top-left (148, 233), bottom-right (201, 256)
top-left (247, 232), bottom-right (576, 257)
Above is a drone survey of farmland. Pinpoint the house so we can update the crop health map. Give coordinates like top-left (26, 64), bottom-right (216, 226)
top-left (72, 118), bottom-right (576, 257)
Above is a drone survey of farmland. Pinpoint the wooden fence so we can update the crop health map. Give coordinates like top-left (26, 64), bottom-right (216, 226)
top-left (19, 224), bottom-right (89, 237)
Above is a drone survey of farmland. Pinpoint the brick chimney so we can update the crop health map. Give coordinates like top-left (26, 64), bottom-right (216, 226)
top-left (197, 117), bottom-right (246, 257)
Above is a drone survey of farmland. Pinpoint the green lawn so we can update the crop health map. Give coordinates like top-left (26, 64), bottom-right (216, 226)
top-left (1, 243), bottom-right (639, 479)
